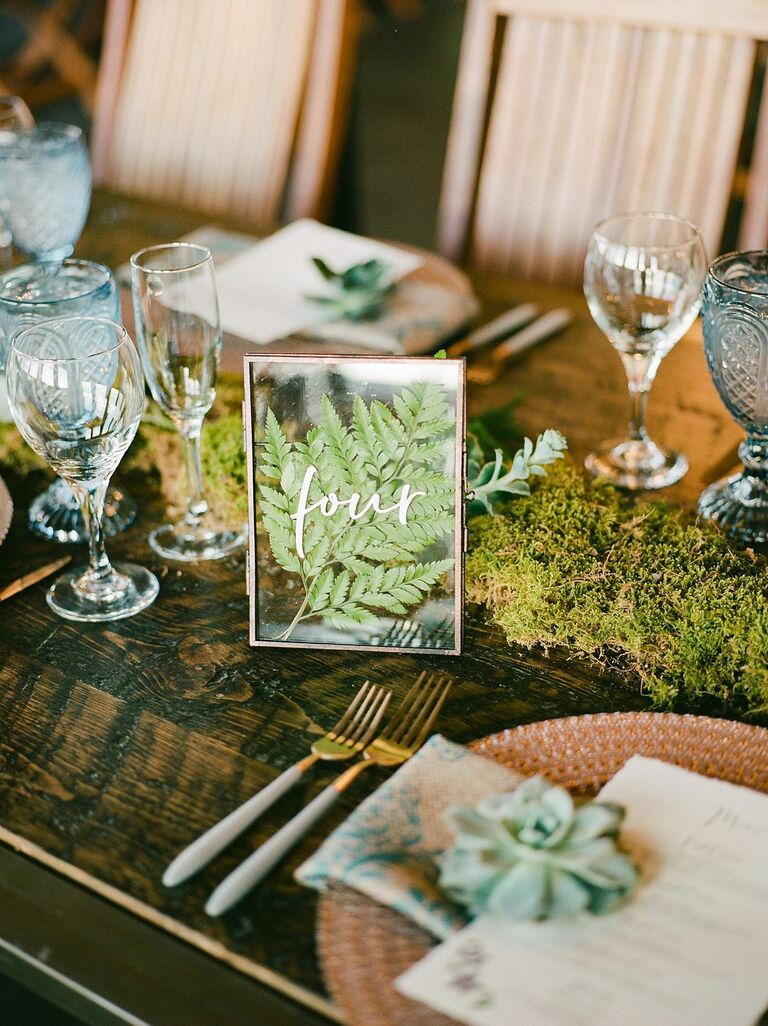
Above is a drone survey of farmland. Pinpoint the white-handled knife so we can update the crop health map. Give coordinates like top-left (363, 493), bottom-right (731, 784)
top-left (467, 308), bottom-right (574, 384)
top-left (446, 303), bottom-right (540, 357)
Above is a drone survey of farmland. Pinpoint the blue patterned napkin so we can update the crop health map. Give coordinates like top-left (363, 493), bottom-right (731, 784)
top-left (296, 735), bottom-right (523, 940)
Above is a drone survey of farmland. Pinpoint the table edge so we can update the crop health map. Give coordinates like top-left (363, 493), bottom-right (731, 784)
top-left (0, 823), bottom-right (342, 1025)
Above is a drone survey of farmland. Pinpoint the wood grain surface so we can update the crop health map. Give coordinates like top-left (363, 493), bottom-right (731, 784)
top-left (0, 190), bottom-right (743, 1024)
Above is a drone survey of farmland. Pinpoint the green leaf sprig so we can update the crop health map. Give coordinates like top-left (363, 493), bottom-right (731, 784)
top-left (306, 257), bottom-right (396, 321)
top-left (467, 429), bottom-right (567, 515)
top-left (258, 383), bottom-right (456, 640)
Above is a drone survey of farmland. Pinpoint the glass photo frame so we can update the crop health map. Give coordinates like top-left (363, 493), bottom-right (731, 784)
top-left (244, 354), bottom-right (465, 654)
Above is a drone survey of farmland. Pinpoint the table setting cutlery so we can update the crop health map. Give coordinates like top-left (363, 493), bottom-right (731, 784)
top-left (445, 302), bottom-right (539, 357)
top-left (205, 669), bottom-right (452, 916)
top-left (0, 555), bottom-right (72, 603)
top-left (163, 680), bottom-right (391, 887)
top-left (465, 307), bottom-right (574, 384)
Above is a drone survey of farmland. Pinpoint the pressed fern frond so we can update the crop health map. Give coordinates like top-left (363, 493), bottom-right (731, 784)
top-left (256, 384), bottom-right (457, 640)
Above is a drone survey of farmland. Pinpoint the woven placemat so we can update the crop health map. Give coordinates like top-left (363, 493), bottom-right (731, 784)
top-left (0, 473), bottom-right (12, 545)
top-left (317, 711), bottom-right (768, 1026)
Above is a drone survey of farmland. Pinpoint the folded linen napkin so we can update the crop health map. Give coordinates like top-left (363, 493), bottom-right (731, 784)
top-left (307, 278), bottom-right (479, 354)
top-left (118, 222), bottom-right (478, 355)
top-left (296, 735), bottom-right (523, 940)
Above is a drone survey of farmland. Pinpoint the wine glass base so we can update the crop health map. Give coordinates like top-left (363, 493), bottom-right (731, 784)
top-left (698, 472), bottom-right (768, 546)
top-left (149, 522), bottom-right (247, 562)
top-left (47, 562), bottom-right (159, 622)
top-left (585, 439), bottom-right (688, 491)
top-left (28, 478), bottom-right (137, 543)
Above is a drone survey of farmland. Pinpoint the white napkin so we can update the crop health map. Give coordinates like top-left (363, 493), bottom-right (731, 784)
top-left (213, 219), bottom-right (424, 345)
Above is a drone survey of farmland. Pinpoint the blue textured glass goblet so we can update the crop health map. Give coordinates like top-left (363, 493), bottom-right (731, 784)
top-left (699, 251), bottom-right (768, 545)
top-left (0, 260), bottom-right (137, 543)
top-left (0, 123), bottom-right (91, 264)
top-left (0, 95), bottom-right (34, 268)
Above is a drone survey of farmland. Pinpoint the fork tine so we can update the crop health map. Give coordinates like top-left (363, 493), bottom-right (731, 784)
top-left (402, 675), bottom-right (452, 749)
top-left (352, 687), bottom-right (391, 747)
top-left (384, 670), bottom-right (434, 744)
top-left (411, 678), bottom-right (451, 749)
top-left (347, 685), bottom-right (390, 745)
top-left (338, 682), bottom-right (380, 742)
top-left (398, 672), bottom-right (444, 748)
top-left (329, 681), bottom-right (371, 740)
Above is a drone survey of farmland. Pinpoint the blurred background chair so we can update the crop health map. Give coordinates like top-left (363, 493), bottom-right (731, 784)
top-left (91, 0), bottom-right (360, 226)
top-left (0, 0), bottom-right (103, 118)
top-left (439, 0), bottom-right (768, 283)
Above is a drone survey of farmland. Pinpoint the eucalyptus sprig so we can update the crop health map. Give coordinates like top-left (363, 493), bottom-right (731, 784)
top-left (306, 257), bottom-right (396, 321)
top-left (467, 429), bottom-right (567, 515)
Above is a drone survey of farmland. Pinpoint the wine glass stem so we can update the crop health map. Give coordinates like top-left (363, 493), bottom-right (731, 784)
top-left (71, 480), bottom-right (112, 581)
top-left (180, 421), bottom-right (208, 527)
top-left (627, 387), bottom-right (649, 442)
top-left (620, 353), bottom-right (660, 443)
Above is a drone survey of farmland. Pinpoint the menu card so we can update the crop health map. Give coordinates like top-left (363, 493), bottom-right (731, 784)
top-left (212, 219), bottom-right (423, 344)
top-left (396, 757), bottom-right (768, 1026)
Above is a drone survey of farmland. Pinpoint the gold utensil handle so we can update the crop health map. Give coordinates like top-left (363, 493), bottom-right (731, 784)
top-left (0, 556), bottom-right (72, 602)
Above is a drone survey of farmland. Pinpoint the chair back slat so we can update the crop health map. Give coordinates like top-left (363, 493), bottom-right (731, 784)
top-left (442, 0), bottom-right (768, 283)
top-left (93, 0), bottom-right (355, 224)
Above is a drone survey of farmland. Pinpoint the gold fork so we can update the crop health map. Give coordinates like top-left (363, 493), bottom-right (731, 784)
top-left (164, 681), bottom-right (391, 886)
top-left (206, 670), bottom-right (452, 915)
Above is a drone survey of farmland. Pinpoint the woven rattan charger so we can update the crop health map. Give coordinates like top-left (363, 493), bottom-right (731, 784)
top-left (317, 711), bottom-right (768, 1026)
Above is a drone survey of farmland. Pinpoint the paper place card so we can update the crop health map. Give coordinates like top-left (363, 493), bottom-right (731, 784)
top-left (213, 219), bottom-right (423, 345)
top-left (396, 756), bottom-right (768, 1026)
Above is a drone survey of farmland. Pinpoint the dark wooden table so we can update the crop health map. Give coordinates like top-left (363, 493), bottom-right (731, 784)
top-left (0, 192), bottom-right (743, 1026)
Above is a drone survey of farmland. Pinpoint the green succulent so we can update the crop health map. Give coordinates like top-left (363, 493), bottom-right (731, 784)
top-left (306, 256), bottom-right (396, 321)
top-left (466, 428), bottom-right (567, 516)
top-left (440, 777), bottom-right (639, 921)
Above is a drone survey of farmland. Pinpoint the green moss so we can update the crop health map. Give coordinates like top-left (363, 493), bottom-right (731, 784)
top-left (124, 374), bottom-right (246, 529)
top-left (467, 460), bottom-right (768, 716)
top-left (200, 413), bottom-right (247, 524)
top-left (0, 421), bottom-right (50, 478)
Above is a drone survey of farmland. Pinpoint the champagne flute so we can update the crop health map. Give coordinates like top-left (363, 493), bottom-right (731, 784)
top-left (130, 243), bottom-right (245, 561)
top-left (6, 316), bottom-right (158, 621)
top-left (583, 212), bottom-right (707, 489)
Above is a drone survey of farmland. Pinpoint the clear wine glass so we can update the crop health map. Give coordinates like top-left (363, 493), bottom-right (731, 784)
top-left (130, 243), bottom-right (246, 561)
top-left (6, 316), bottom-right (158, 621)
top-left (0, 259), bottom-right (138, 542)
top-left (583, 212), bottom-right (707, 490)
top-left (0, 123), bottom-right (91, 265)
top-left (698, 251), bottom-right (768, 545)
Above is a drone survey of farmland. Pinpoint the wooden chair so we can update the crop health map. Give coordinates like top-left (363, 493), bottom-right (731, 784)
top-left (91, 0), bottom-right (359, 225)
top-left (0, 0), bottom-right (104, 113)
top-left (439, 0), bottom-right (768, 284)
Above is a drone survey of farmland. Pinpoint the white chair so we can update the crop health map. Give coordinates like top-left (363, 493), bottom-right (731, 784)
top-left (91, 0), bottom-right (359, 225)
top-left (439, 0), bottom-right (768, 283)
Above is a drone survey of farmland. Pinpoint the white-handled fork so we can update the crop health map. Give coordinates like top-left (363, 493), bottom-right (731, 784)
top-left (206, 670), bottom-right (452, 916)
top-left (163, 681), bottom-right (391, 886)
